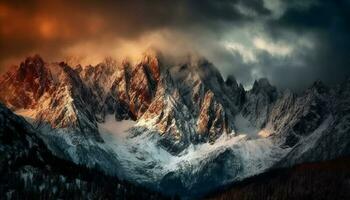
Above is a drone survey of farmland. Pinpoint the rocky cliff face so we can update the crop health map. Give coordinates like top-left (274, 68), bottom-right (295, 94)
top-left (241, 78), bottom-right (277, 129)
top-left (0, 55), bottom-right (101, 141)
top-left (275, 78), bottom-right (350, 167)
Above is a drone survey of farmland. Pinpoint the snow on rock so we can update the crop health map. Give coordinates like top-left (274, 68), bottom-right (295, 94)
top-left (276, 115), bottom-right (334, 167)
top-left (234, 113), bottom-right (259, 138)
top-left (96, 117), bottom-right (289, 198)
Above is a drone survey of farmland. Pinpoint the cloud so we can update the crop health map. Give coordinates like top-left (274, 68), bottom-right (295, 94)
top-left (0, 0), bottom-right (349, 91)
top-left (0, 0), bottom-right (269, 68)
top-left (253, 37), bottom-right (292, 56)
top-left (263, 0), bottom-right (350, 89)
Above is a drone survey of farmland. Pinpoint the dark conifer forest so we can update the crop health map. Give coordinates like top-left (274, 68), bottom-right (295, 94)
top-left (206, 157), bottom-right (350, 200)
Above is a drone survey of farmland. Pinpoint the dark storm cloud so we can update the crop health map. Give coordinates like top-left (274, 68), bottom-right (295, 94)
top-left (0, 0), bottom-right (349, 91)
top-left (219, 0), bottom-right (350, 90)
top-left (260, 0), bottom-right (350, 90)
top-left (272, 0), bottom-right (350, 31)
top-left (0, 0), bottom-right (270, 71)
top-left (0, 0), bottom-right (271, 39)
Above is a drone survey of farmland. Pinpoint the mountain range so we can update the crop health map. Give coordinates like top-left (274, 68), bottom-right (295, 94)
top-left (0, 52), bottom-right (349, 199)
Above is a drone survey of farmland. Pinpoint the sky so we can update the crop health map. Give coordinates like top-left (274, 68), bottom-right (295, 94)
top-left (0, 0), bottom-right (349, 90)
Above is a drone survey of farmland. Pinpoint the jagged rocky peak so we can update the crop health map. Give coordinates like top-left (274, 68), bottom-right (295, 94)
top-left (252, 78), bottom-right (276, 95)
top-left (169, 58), bottom-right (229, 105)
top-left (0, 55), bottom-right (101, 141)
top-left (78, 57), bottom-right (120, 107)
top-left (79, 57), bottom-right (118, 83)
top-left (140, 49), bottom-right (161, 82)
top-left (308, 80), bottom-right (329, 94)
top-left (225, 75), bottom-right (246, 107)
top-left (98, 50), bottom-right (163, 121)
top-left (84, 62), bottom-right (114, 79)
top-left (137, 57), bottom-right (238, 152)
top-left (169, 57), bottom-right (221, 82)
top-left (0, 55), bottom-right (53, 109)
top-left (226, 75), bottom-right (238, 88)
top-left (241, 78), bottom-right (278, 128)
top-left (266, 80), bottom-right (332, 147)
top-left (124, 53), bottom-right (161, 118)
top-left (251, 78), bottom-right (278, 107)
top-left (197, 59), bottom-right (226, 87)
top-left (18, 54), bottom-right (46, 78)
top-left (196, 90), bottom-right (232, 142)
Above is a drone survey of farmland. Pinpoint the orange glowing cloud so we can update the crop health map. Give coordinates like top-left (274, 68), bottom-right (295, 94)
top-left (37, 18), bottom-right (56, 39)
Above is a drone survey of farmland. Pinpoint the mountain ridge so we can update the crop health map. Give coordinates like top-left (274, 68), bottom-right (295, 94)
top-left (1, 54), bottom-right (349, 198)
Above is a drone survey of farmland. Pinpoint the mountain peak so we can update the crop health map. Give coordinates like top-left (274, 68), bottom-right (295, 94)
top-left (138, 51), bottom-right (161, 83)
top-left (252, 78), bottom-right (276, 94)
top-left (309, 80), bottom-right (328, 94)
top-left (23, 54), bottom-right (44, 66)
top-left (226, 75), bottom-right (238, 88)
top-left (2, 54), bottom-right (53, 108)
top-left (254, 78), bottom-right (271, 87)
top-left (18, 54), bottom-right (46, 78)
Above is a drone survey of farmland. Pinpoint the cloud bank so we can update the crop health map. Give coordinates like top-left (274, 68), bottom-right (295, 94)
top-left (0, 0), bottom-right (349, 90)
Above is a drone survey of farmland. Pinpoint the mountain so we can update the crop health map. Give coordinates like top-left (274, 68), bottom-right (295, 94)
top-left (0, 102), bottom-right (167, 199)
top-left (0, 55), bottom-right (101, 141)
top-left (274, 79), bottom-right (350, 167)
top-left (0, 53), bottom-right (349, 198)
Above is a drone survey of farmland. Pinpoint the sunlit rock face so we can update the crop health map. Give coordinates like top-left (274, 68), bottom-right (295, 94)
top-left (74, 51), bottom-right (161, 121)
top-left (0, 55), bottom-right (52, 109)
top-left (0, 55), bottom-right (101, 141)
top-left (135, 58), bottom-right (246, 152)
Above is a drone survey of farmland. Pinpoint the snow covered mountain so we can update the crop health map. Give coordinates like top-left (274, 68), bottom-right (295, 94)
top-left (0, 53), bottom-right (349, 198)
top-left (0, 102), bottom-right (166, 199)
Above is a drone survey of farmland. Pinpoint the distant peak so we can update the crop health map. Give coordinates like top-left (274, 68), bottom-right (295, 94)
top-left (312, 80), bottom-right (325, 87)
top-left (310, 80), bottom-right (328, 94)
top-left (226, 75), bottom-right (238, 87)
top-left (252, 78), bottom-right (272, 90)
top-left (19, 54), bottom-right (47, 77)
top-left (251, 78), bottom-right (277, 98)
top-left (256, 78), bottom-right (271, 87)
top-left (23, 54), bottom-right (44, 67)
